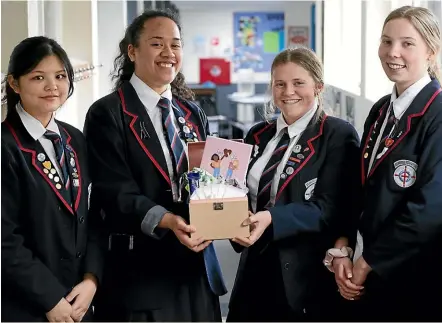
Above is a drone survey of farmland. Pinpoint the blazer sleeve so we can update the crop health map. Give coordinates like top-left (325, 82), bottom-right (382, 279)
top-left (270, 121), bottom-right (361, 241)
top-left (83, 188), bottom-right (105, 284)
top-left (1, 142), bottom-right (67, 313)
top-left (84, 99), bottom-right (165, 235)
top-left (362, 119), bottom-right (442, 278)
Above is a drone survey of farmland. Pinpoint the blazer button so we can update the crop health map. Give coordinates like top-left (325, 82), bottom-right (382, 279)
top-left (79, 216), bottom-right (85, 224)
top-left (58, 206), bottom-right (62, 211)
top-left (284, 262), bottom-right (290, 270)
top-left (76, 252), bottom-right (82, 258)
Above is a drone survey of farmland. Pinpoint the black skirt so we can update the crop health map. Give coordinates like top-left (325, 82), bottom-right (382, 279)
top-left (94, 270), bottom-right (221, 322)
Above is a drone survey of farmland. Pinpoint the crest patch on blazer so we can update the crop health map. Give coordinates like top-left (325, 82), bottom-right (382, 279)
top-left (393, 159), bottom-right (417, 188)
top-left (304, 178), bottom-right (317, 200)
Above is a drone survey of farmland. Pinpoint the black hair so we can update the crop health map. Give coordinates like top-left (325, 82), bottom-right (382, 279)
top-left (1, 36), bottom-right (74, 116)
top-left (112, 9), bottom-right (194, 100)
top-left (211, 153), bottom-right (219, 161)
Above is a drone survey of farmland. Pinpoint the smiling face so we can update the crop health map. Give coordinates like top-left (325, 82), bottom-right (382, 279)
top-left (378, 17), bottom-right (432, 95)
top-left (8, 54), bottom-right (69, 118)
top-left (272, 62), bottom-right (319, 125)
top-left (128, 16), bottom-right (183, 94)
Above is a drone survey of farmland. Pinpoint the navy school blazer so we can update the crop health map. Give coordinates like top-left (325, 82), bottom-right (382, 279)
top-left (230, 112), bottom-right (361, 311)
top-left (83, 81), bottom-right (212, 310)
top-left (358, 79), bottom-right (442, 291)
top-left (1, 108), bottom-right (103, 321)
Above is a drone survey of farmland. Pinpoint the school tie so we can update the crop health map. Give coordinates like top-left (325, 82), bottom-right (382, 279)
top-left (378, 106), bottom-right (398, 152)
top-left (44, 130), bottom-right (70, 188)
top-left (203, 243), bottom-right (227, 296)
top-left (158, 97), bottom-right (188, 177)
top-left (256, 129), bottom-right (291, 211)
top-left (366, 103), bottom-right (398, 175)
top-left (158, 98), bottom-right (226, 296)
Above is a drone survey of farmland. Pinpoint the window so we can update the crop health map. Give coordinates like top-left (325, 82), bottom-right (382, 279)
top-left (323, 0), bottom-right (362, 96)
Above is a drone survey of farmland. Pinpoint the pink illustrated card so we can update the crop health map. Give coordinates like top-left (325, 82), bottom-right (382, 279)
top-left (200, 136), bottom-right (253, 186)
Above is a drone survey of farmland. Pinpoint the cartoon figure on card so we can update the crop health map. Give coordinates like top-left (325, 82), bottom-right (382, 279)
top-left (210, 154), bottom-right (223, 178)
top-left (224, 149), bottom-right (239, 181)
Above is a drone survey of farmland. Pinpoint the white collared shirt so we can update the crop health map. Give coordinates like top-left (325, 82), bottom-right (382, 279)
top-left (16, 102), bottom-right (63, 178)
top-left (248, 100), bottom-right (319, 213)
top-left (130, 73), bottom-right (187, 200)
top-left (390, 73), bottom-right (431, 120)
top-left (367, 73), bottom-right (431, 175)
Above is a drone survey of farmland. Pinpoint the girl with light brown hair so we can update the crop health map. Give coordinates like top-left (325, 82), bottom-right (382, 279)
top-left (328, 5), bottom-right (442, 321)
top-left (227, 46), bottom-right (360, 321)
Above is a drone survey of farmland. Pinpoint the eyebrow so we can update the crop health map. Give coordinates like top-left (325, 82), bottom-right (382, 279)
top-left (31, 70), bottom-right (66, 74)
top-left (274, 78), bottom-right (305, 82)
top-left (381, 34), bottom-right (416, 41)
top-left (148, 36), bottom-right (181, 41)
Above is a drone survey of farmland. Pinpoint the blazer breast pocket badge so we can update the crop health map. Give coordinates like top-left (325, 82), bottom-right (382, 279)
top-left (393, 159), bottom-right (418, 188)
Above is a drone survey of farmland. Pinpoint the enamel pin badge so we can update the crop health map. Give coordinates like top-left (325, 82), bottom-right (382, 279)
top-left (304, 178), bottom-right (317, 200)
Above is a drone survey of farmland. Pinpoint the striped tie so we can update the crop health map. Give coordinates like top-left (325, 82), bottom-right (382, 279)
top-left (158, 97), bottom-right (188, 177)
top-left (256, 130), bottom-right (290, 211)
top-left (378, 106), bottom-right (398, 151)
top-left (44, 130), bottom-right (70, 189)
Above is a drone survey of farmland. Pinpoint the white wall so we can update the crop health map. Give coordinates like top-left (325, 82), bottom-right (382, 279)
top-left (97, 0), bottom-right (127, 97)
top-left (324, 0), bottom-right (362, 95)
top-left (1, 1), bottom-right (28, 73)
top-left (362, 0), bottom-right (395, 103)
top-left (177, 0), bottom-right (314, 84)
top-left (56, 0), bottom-right (97, 130)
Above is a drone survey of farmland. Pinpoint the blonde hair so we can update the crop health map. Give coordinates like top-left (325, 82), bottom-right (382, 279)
top-left (383, 6), bottom-right (441, 82)
top-left (264, 46), bottom-right (325, 122)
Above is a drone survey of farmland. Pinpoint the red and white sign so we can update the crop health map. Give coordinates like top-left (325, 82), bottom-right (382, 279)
top-left (287, 26), bottom-right (309, 48)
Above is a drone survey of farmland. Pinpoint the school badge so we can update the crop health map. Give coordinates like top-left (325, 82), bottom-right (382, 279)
top-left (304, 178), bottom-right (317, 200)
top-left (393, 159), bottom-right (417, 188)
top-left (253, 145), bottom-right (259, 158)
top-left (88, 183), bottom-right (92, 210)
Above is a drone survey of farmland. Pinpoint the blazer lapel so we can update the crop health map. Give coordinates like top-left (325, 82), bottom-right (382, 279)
top-left (59, 125), bottom-right (82, 213)
top-left (172, 98), bottom-right (202, 143)
top-left (360, 101), bottom-right (389, 185)
top-left (367, 79), bottom-right (442, 179)
top-left (275, 114), bottom-right (328, 201)
top-left (118, 82), bottom-right (171, 186)
top-left (245, 122), bottom-right (276, 211)
top-left (247, 122), bottom-right (277, 174)
top-left (4, 111), bottom-right (75, 215)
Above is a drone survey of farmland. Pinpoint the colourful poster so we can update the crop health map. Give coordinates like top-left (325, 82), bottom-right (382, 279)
top-left (233, 12), bottom-right (285, 72)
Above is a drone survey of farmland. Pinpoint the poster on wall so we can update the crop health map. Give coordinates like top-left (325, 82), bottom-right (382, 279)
top-left (233, 12), bottom-right (285, 72)
top-left (287, 26), bottom-right (309, 48)
top-left (192, 35), bottom-right (207, 55)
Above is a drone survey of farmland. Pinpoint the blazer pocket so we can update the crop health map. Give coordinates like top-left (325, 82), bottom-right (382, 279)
top-left (387, 154), bottom-right (419, 192)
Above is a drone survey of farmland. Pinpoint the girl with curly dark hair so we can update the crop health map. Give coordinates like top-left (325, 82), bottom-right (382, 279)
top-left (84, 9), bottom-right (224, 322)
